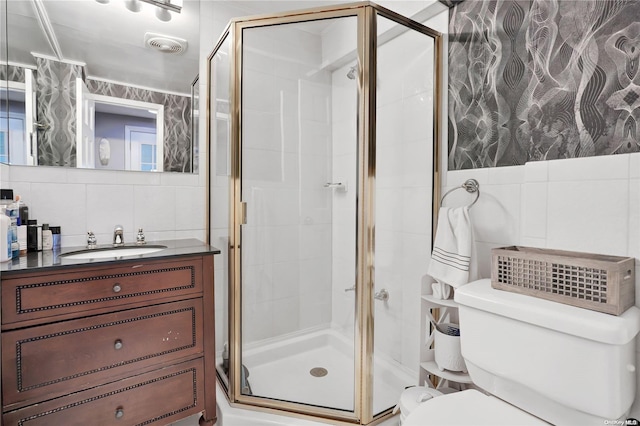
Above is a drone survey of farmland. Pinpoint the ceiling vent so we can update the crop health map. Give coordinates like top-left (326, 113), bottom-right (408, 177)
top-left (144, 33), bottom-right (188, 54)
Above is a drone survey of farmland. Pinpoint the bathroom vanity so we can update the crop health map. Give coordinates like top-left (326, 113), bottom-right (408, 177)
top-left (0, 239), bottom-right (219, 425)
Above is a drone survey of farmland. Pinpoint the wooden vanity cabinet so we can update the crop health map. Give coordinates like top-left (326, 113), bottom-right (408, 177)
top-left (0, 254), bottom-right (216, 426)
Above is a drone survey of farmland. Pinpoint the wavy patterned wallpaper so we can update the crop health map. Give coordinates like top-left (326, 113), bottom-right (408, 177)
top-left (448, 0), bottom-right (640, 170)
top-left (35, 57), bottom-right (83, 167)
top-left (0, 65), bottom-right (25, 83)
top-left (86, 80), bottom-right (192, 173)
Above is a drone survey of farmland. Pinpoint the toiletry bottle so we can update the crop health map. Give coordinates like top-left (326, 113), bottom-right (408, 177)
top-left (51, 226), bottom-right (61, 252)
top-left (0, 207), bottom-right (11, 262)
top-left (17, 224), bottom-right (27, 256)
top-left (37, 223), bottom-right (42, 251)
top-left (15, 195), bottom-right (29, 225)
top-left (6, 201), bottom-right (19, 258)
top-left (27, 220), bottom-right (41, 252)
top-left (42, 224), bottom-right (53, 250)
top-left (12, 196), bottom-right (28, 255)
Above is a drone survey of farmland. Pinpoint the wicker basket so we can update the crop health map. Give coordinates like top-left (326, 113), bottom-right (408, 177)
top-left (491, 246), bottom-right (635, 316)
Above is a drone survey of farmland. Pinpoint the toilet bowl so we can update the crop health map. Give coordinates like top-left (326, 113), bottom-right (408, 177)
top-left (404, 279), bottom-right (640, 426)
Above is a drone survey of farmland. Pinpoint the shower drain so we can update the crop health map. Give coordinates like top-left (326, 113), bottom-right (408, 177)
top-left (310, 367), bottom-right (328, 377)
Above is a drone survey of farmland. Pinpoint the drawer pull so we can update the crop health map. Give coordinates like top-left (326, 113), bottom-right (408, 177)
top-left (113, 284), bottom-right (122, 293)
top-left (115, 407), bottom-right (124, 419)
top-left (114, 339), bottom-right (123, 350)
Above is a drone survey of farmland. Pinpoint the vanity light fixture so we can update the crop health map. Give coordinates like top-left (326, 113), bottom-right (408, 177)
top-left (108, 0), bottom-right (182, 21)
top-left (124, 0), bottom-right (141, 12)
top-left (155, 5), bottom-right (172, 22)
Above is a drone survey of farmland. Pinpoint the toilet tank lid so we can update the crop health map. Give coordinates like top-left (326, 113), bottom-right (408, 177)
top-left (454, 280), bottom-right (640, 345)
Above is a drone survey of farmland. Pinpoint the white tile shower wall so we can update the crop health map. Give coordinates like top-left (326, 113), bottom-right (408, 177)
top-left (444, 152), bottom-right (640, 416)
top-left (239, 23), bottom-right (334, 345)
top-left (3, 165), bottom-right (205, 248)
top-left (329, 19), bottom-right (437, 379)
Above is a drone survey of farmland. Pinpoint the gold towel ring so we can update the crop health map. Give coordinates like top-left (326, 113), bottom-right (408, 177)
top-left (440, 179), bottom-right (480, 208)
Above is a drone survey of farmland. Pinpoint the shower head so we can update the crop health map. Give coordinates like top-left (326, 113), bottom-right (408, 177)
top-left (346, 65), bottom-right (357, 80)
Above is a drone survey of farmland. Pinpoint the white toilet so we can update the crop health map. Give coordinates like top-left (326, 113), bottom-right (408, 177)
top-left (405, 279), bottom-right (640, 425)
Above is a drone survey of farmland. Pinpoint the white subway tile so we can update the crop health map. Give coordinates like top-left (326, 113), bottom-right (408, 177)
top-left (547, 180), bottom-right (629, 256)
top-left (160, 172), bottom-right (200, 187)
top-left (299, 291), bottom-right (331, 329)
top-left (30, 183), bottom-right (87, 239)
top-left (445, 168), bottom-right (489, 188)
top-left (175, 186), bottom-right (206, 231)
top-left (403, 140), bottom-right (434, 188)
top-left (548, 155), bottom-right (629, 182)
top-left (520, 237), bottom-right (547, 248)
top-left (8, 182), bottom-right (32, 204)
top-left (243, 264), bottom-right (274, 306)
top-left (272, 261), bottom-right (300, 300)
top-left (174, 230), bottom-right (206, 242)
top-left (522, 182), bottom-right (548, 239)
top-left (474, 241), bottom-right (505, 279)
top-left (86, 184), bottom-right (134, 237)
top-left (70, 168), bottom-right (161, 186)
top-left (488, 165), bottom-right (524, 184)
top-left (402, 93), bottom-right (433, 144)
top-left (10, 165), bottom-right (67, 183)
top-left (1, 163), bottom-right (10, 184)
top-left (402, 188), bottom-right (431, 235)
top-left (468, 184), bottom-right (521, 245)
top-left (629, 180), bottom-right (640, 260)
top-left (524, 160), bottom-right (548, 182)
top-left (273, 297), bottom-right (301, 335)
top-left (134, 186), bottom-right (176, 232)
top-left (631, 153), bottom-right (640, 179)
top-left (376, 100), bottom-right (403, 147)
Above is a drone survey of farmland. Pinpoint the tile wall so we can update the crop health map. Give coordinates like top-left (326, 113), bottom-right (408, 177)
top-left (442, 152), bottom-right (640, 415)
top-left (0, 163), bottom-right (206, 249)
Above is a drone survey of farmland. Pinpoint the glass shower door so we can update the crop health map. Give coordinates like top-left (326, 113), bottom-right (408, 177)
top-left (237, 14), bottom-right (360, 413)
top-left (372, 12), bottom-right (438, 418)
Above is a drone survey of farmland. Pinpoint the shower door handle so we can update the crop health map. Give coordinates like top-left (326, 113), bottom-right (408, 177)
top-left (240, 202), bottom-right (247, 225)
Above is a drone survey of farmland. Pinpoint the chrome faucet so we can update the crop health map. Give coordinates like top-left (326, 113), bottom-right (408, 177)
top-left (113, 225), bottom-right (124, 247)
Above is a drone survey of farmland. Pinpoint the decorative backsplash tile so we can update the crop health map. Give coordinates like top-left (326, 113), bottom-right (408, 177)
top-left (448, 0), bottom-right (640, 170)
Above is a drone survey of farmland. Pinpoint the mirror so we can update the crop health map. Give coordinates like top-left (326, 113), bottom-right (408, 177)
top-left (1, 0), bottom-right (199, 172)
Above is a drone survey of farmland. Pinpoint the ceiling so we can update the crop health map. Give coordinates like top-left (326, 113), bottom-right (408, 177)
top-left (6, 0), bottom-right (200, 94)
top-left (4, 1), bottom-right (443, 95)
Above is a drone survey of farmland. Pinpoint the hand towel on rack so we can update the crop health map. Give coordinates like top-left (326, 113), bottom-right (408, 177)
top-left (428, 206), bottom-right (474, 289)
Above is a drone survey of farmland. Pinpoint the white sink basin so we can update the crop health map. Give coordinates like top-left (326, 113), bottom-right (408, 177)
top-left (61, 245), bottom-right (167, 260)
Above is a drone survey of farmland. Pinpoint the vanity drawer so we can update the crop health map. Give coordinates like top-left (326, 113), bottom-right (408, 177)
top-left (1, 256), bottom-right (203, 327)
top-left (2, 299), bottom-right (203, 408)
top-left (3, 358), bottom-right (204, 426)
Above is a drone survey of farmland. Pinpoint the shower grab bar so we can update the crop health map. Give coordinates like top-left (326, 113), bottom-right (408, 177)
top-left (440, 178), bottom-right (480, 208)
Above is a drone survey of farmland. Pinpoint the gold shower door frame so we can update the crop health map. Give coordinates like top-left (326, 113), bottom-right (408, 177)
top-left (207, 2), bottom-right (443, 424)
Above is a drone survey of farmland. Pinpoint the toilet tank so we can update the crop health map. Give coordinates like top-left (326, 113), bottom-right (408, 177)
top-left (455, 279), bottom-right (640, 424)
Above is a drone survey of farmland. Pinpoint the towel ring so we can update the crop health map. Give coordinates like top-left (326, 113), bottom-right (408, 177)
top-left (440, 179), bottom-right (480, 208)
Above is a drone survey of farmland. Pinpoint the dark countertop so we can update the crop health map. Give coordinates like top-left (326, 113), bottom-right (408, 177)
top-left (0, 239), bottom-right (220, 275)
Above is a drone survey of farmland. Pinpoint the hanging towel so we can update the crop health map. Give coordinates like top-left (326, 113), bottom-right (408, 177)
top-left (428, 206), bottom-right (475, 289)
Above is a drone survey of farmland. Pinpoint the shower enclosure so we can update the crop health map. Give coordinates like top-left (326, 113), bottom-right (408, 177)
top-left (208, 2), bottom-right (441, 424)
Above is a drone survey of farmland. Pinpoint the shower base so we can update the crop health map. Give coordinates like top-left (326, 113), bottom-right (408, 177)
top-left (242, 328), bottom-right (415, 415)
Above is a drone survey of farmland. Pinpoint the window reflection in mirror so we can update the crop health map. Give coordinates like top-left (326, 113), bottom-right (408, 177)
top-left (77, 90), bottom-right (164, 172)
top-left (0, 69), bottom-right (36, 166)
